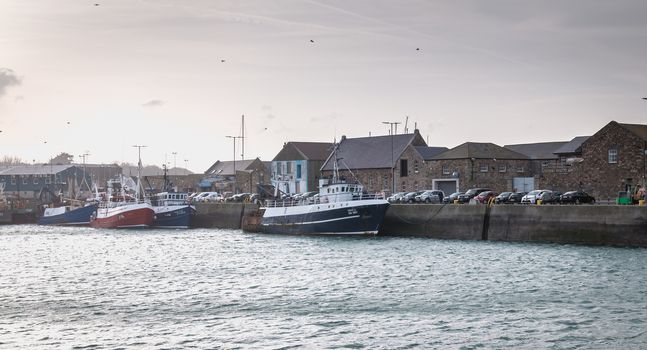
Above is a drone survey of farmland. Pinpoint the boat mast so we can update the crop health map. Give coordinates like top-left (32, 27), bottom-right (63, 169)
top-left (133, 145), bottom-right (147, 201)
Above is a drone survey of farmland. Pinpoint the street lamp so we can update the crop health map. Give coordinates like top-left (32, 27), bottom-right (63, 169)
top-left (172, 152), bottom-right (177, 169)
top-left (382, 121), bottom-right (401, 194)
top-left (226, 135), bottom-right (242, 194)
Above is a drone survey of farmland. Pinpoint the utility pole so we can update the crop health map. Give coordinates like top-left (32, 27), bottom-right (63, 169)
top-left (382, 121), bottom-right (401, 194)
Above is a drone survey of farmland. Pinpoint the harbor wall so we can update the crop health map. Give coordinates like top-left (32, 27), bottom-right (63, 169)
top-left (487, 205), bottom-right (647, 247)
top-left (380, 204), bottom-right (486, 240)
top-left (196, 202), bottom-right (647, 247)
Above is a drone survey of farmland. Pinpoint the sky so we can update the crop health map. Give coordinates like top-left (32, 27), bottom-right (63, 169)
top-left (1, 0), bottom-right (646, 173)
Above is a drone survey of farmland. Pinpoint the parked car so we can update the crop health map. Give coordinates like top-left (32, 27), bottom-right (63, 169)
top-left (457, 188), bottom-right (491, 203)
top-left (560, 191), bottom-right (596, 204)
top-left (475, 191), bottom-right (498, 204)
top-left (507, 192), bottom-right (527, 204)
top-left (537, 190), bottom-right (561, 204)
top-left (415, 190), bottom-right (444, 203)
top-left (443, 192), bottom-right (464, 204)
top-left (520, 190), bottom-right (544, 204)
top-left (202, 192), bottom-right (224, 202)
top-left (226, 193), bottom-right (252, 202)
top-left (387, 192), bottom-right (406, 203)
top-left (191, 192), bottom-right (218, 202)
top-left (401, 191), bottom-right (425, 203)
top-left (494, 192), bottom-right (513, 204)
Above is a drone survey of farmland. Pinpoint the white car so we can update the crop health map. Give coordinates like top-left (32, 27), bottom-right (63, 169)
top-left (202, 192), bottom-right (224, 202)
top-left (192, 192), bottom-right (220, 202)
top-left (521, 190), bottom-right (544, 204)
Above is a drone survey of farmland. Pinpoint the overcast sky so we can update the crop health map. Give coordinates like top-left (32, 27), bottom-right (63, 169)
top-left (1, 0), bottom-right (646, 172)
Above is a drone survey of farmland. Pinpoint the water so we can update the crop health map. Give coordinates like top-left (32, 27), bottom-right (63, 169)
top-left (1, 226), bottom-right (646, 349)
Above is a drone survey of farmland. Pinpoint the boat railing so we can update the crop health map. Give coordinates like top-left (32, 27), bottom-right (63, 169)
top-left (98, 199), bottom-right (150, 209)
top-left (264, 192), bottom-right (385, 208)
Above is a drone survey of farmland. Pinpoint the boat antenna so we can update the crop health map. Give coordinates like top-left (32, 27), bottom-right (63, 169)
top-left (332, 139), bottom-right (339, 183)
top-left (132, 145), bottom-right (147, 201)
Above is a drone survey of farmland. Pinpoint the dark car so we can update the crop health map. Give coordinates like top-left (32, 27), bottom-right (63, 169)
top-left (495, 192), bottom-right (513, 204)
top-left (507, 192), bottom-right (527, 204)
top-left (401, 191), bottom-right (424, 203)
top-left (560, 191), bottom-right (596, 204)
top-left (538, 190), bottom-right (561, 204)
top-left (443, 191), bottom-right (464, 204)
top-left (475, 191), bottom-right (498, 204)
top-left (415, 190), bottom-right (444, 203)
top-left (457, 188), bottom-right (491, 203)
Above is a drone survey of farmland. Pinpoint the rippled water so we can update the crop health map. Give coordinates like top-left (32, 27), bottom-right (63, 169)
top-left (1, 225), bottom-right (646, 349)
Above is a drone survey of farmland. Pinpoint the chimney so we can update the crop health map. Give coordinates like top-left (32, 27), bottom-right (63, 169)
top-left (341, 135), bottom-right (347, 141)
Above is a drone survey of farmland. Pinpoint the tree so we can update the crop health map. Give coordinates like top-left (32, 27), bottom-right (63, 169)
top-left (50, 152), bottom-right (74, 165)
top-left (0, 156), bottom-right (26, 165)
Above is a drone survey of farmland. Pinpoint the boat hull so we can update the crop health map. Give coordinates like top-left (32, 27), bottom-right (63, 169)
top-left (90, 203), bottom-right (154, 229)
top-left (37, 204), bottom-right (98, 226)
top-left (152, 205), bottom-right (195, 229)
top-left (260, 200), bottom-right (389, 235)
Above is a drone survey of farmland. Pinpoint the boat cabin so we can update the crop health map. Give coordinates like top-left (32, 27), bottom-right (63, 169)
top-left (151, 192), bottom-right (189, 206)
top-left (318, 179), bottom-right (363, 203)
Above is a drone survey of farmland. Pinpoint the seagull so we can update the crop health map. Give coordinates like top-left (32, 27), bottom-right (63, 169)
top-left (416, 48), bottom-right (420, 51)
top-left (66, 121), bottom-right (70, 124)
top-left (310, 39), bottom-right (315, 43)
top-left (94, 3), bottom-right (99, 6)
top-left (221, 59), bottom-right (225, 63)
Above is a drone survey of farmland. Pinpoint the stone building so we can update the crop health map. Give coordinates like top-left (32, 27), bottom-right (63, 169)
top-left (428, 142), bottom-right (532, 194)
top-left (540, 121), bottom-right (647, 201)
top-left (203, 158), bottom-right (268, 195)
top-left (320, 130), bottom-right (428, 195)
top-left (0, 164), bottom-right (93, 200)
top-left (271, 141), bottom-right (333, 194)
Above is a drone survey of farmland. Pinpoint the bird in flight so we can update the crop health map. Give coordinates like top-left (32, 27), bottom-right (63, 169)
top-left (310, 39), bottom-right (315, 43)
top-left (416, 48), bottom-right (420, 51)
top-left (94, 3), bottom-right (99, 6)
top-left (221, 59), bottom-right (225, 63)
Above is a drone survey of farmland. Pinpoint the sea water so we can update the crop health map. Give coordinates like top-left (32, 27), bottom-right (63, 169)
top-left (0, 225), bottom-right (646, 349)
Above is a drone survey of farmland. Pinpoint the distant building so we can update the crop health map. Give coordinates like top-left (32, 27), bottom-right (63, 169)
top-left (203, 158), bottom-right (268, 194)
top-left (271, 141), bottom-right (333, 194)
top-left (0, 164), bottom-right (93, 200)
top-left (80, 163), bottom-right (122, 190)
top-left (320, 130), bottom-right (428, 194)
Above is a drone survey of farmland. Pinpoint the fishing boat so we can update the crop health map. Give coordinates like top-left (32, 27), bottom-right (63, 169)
top-left (260, 144), bottom-right (390, 235)
top-left (151, 192), bottom-right (195, 229)
top-left (37, 200), bottom-right (98, 226)
top-left (90, 148), bottom-right (154, 229)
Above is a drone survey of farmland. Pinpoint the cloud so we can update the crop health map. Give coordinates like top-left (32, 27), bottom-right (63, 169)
top-left (142, 99), bottom-right (164, 107)
top-left (0, 68), bottom-right (22, 99)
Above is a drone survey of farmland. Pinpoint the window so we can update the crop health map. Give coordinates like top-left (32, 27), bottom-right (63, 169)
top-left (286, 161), bottom-right (292, 174)
top-left (480, 164), bottom-right (488, 172)
top-left (45, 176), bottom-right (51, 184)
top-left (414, 160), bottom-right (419, 174)
top-left (275, 162), bottom-right (281, 175)
top-left (33, 177), bottom-right (38, 184)
top-left (498, 165), bottom-right (506, 173)
top-left (22, 177), bottom-right (28, 185)
top-left (296, 164), bottom-right (302, 179)
top-left (442, 166), bottom-right (450, 175)
top-left (400, 159), bottom-right (408, 177)
top-left (608, 149), bottom-right (618, 164)
top-left (517, 166), bottom-right (524, 173)
top-left (11, 176), bottom-right (16, 185)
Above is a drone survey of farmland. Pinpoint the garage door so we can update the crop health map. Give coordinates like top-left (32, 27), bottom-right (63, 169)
top-left (513, 177), bottom-right (534, 192)
top-left (434, 179), bottom-right (458, 195)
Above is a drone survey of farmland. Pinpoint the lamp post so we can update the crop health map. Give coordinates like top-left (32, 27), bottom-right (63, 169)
top-left (226, 135), bottom-right (242, 194)
top-left (382, 121), bottom-right (401, 194)
top-left (172, 152), bottom-right (177, 169)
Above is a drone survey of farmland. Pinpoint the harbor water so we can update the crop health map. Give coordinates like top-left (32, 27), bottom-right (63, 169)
top-left (1, 225), bottom-right (646, 349)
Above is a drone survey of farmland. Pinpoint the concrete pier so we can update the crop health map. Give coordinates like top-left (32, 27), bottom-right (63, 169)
top-left (196, 202), bottom-right (647, 247)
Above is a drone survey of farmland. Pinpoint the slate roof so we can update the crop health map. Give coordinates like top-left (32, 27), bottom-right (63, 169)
top-left (504, 141), bottom-right (567, 160)
top-left (0, 164), bottom-right (75, 175)
top-left (321, 132), bottom-right (426, 170)
top-left (432, 142), bottom-right (529, 160)
top-left (204, 159), bottom-right (259, 176)
top-left (273, 142), bottom-right (333, 161)
top-left (414, 146), bottom-right (449, 160)
top-left (619, 122), bottom-right (647, 142)
top-left (553, 136), bottom-right (590, 155)
top-left (291, 142), bottom-right (334, 160)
